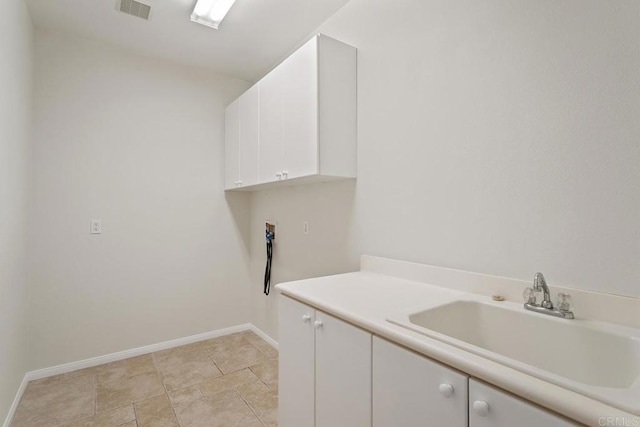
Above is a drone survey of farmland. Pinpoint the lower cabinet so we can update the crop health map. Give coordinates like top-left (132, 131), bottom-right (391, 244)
top-left (373, 337), bottom-right (468, 427)
top-left (316, 311), bottom-right (372, 427)
top-left (279, 296), bottom-right (372, 427)
top-left (278, 296), bottom-right (315, 427)
top-left (279, 295), bottom-right (577, 427)
top-left (469, 379), bottom-right (578, 427)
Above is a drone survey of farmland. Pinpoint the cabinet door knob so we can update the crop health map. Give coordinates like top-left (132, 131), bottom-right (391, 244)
top-left (237, 181), bottom-right (243, 186)
top-left (302, 314), bottom-right (311, 323)
top-left (314, 320), bottom-right (323, 329)
top-left (282, 170), bottom-right (289, 179)
top-left (276, 172), bottom-right (282, 180)
top-left (473, 400), bottom-right (490, 417)
top-left (439, 383), bottom-right (454, 398)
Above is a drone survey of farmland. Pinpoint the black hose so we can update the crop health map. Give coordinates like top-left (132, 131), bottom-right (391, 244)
top-left (264, 239), bottom-right (272, 295)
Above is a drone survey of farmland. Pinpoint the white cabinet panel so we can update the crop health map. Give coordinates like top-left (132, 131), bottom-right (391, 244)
top-left (315, 311), bottom-right (371, 427)
top-left (278, 297), bottom-right (316, 427)
top-left (469, 379), bottom-right (579, 427)
top-left (224, 99), bottom-right (239, 190)
top-left (282, 36), bottom-right (319, 179)
top-left (259, 67), bottom-right (284, 183)
top-left (373, 337), bottom-right (468, 427)
top-left (226, 34), bottom-right (356, 191)
top-left (238, 84), bottom-right (260, 187)
top-left (279, 296), bottom-right (372, 427)
top-left (317, 35), bottom-right (357, 178)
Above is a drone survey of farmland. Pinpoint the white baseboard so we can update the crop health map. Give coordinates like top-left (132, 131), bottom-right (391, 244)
top-left (24, 323), bottom-right (254, 381)
top-left (2, 375), bottom-right (28, 427)
top-left (3, 323), bottom-right (277, 427)
top-left (247, 324), bottom-right (278, 350)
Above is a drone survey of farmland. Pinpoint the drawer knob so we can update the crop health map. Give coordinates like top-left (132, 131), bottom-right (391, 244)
top-left (314, 320), bottom-right (323, 329)
top-left (473, 400), bottom-right (490, 417)
top-left (302, 314), bottom-right (311, 323)
top-left (439, 383), bottom-right (454, 398)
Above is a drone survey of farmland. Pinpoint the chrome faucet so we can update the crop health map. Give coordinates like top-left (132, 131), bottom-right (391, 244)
top-left (533, 272), bottom-right (553, 309)
top-left (523, 272), bottom-right (574, 319)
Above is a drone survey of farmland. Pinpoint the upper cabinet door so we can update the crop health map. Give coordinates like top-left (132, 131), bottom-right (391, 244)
top-left (259, 67), bottom-right (284, 183)
top-left (282, 37), bottom-right (319, 179)
top-left (224, 99), bottom-right (239, 190)
top-left (373, 337), bottom-right (468, 427)
top-left (238, 84), bottom-right (260, 187)
top-left (469, 379), bottom-right (579, 427)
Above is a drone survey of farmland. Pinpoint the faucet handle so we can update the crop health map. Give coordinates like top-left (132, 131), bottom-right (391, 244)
top-left (523, 287), bottom-right (537, 304)
top-left (556, 293), bottom-right (572, 312)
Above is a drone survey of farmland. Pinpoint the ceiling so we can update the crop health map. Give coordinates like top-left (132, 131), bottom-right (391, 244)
top-left (25, 0), bottom-right (350, 82)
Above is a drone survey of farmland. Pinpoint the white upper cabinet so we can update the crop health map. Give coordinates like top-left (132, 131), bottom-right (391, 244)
top-left (238, 84), bottom-right (260, 187)
top-left (281, 36), bottom-right (319, 180)
top-left (224, 84), bottom-right (260, 190)
top-left (227, 34), bottom-right (356, 191)
top-left (259, 64), bottom-right (284, 183)
top-left (224, 99), bottom-right (240, 190)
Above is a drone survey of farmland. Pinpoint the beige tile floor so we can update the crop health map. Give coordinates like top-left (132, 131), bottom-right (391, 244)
top-left (11, 331), bottom-right (278, 427)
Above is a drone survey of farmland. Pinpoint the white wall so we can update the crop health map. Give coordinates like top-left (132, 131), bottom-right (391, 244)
top-left (30, 30), bottom-right (252, 369)
top-left (0, 0), bottom-right (32, 420)
top-left (249, 181), bottom-right (358, 338)
top-left (250, 0), bottom-right (640, 339)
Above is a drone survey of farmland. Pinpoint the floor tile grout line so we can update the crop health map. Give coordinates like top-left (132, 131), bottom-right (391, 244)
top-left (248, 364), bottom-right (271, 390)
top-left (207, 351), bottom-right (223, 374)
top-left (236, 390), bottom-right (266, 427)
top-left (132, 399), bottom-right (139, 427)
top-left (168, 381), bottom-right (261, 426)
top-left (93, 372), bottom-right (97, 416)
top-left (63, 402), bottom-right (137, 426)
top-left (98, 390), bottom-right (165, 415)
top-left (248, 364), bottom-right (275, 390)
top-left (237, 389), bottom-right (268, 427)
top-left (166, 390), bottom-right (183, 427)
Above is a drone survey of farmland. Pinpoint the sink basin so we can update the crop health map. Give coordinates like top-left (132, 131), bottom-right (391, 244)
top-left (388, 297), bottom-right (640, 413)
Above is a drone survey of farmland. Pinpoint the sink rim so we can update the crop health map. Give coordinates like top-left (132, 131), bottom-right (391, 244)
top-left (387, 295), bottom-right (640, 414)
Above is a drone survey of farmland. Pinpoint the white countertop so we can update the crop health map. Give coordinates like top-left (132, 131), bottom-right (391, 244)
top-left (276, 265), bottom-right (638, 427)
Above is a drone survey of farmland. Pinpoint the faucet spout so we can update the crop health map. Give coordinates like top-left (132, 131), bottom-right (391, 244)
top-left (533, 272), bottom-right (553, 309)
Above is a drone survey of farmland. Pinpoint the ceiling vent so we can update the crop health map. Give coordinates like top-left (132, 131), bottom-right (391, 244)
top-left (117, 0), bottom-right (151, 20)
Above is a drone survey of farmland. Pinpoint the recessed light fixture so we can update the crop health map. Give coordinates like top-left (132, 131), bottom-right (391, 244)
top-left (191, 0), bottom-right (237, 29)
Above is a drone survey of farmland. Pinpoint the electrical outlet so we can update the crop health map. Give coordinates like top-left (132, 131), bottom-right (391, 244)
top-left (90, 219), bottom-right (102, 234)
top-left (303, 221), bottom-right (309, 235)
